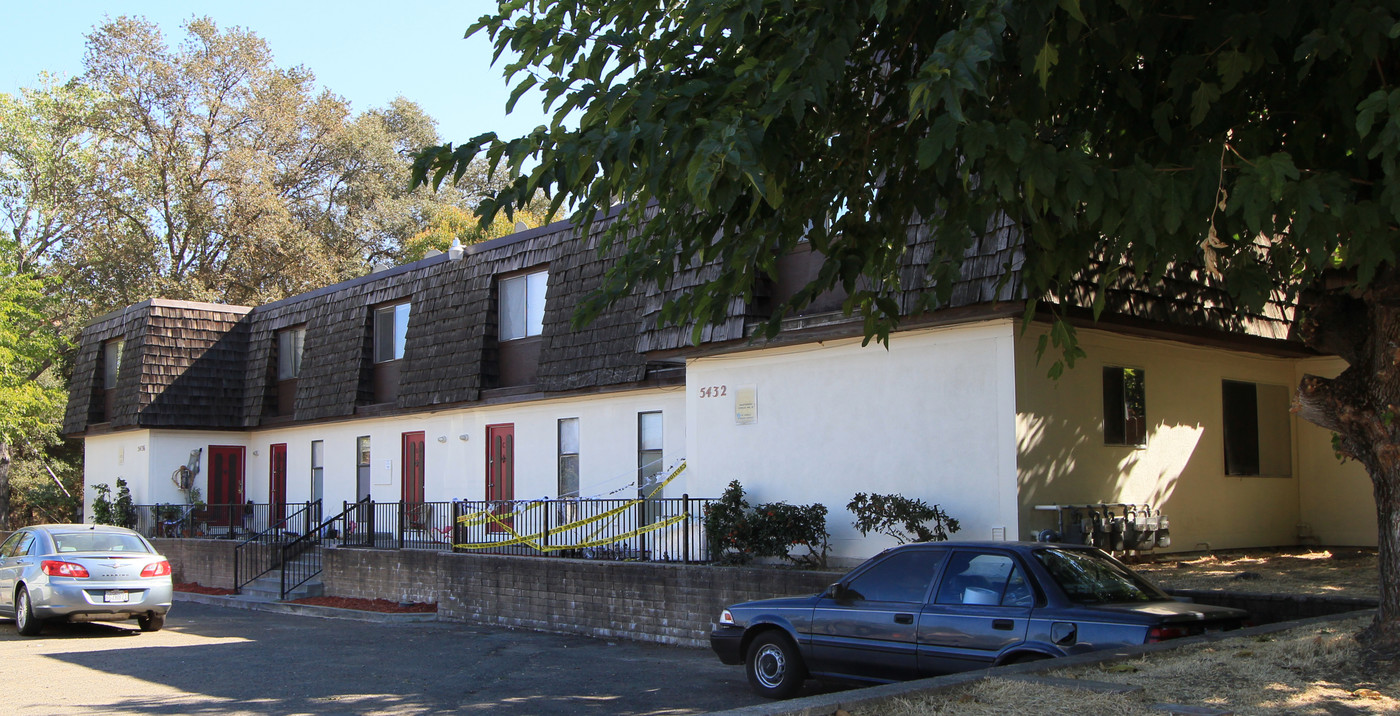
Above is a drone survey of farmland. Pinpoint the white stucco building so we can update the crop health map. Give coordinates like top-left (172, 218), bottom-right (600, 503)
top-left (63, 214), bottom-right (1373, 563)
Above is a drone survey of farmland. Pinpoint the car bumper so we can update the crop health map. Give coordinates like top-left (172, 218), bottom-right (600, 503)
top-left (29, 579), bottom-right (173, 621)
top-left (710, 626), bottom-right (745, 665)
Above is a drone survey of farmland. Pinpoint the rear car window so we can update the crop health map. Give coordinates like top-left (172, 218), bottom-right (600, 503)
top-left (51, 533), bottom-right (151, 554)
top-left (935, 552), bottom-right (1031, 606)
top-left (1034, 548), bottom-right (1168, 604)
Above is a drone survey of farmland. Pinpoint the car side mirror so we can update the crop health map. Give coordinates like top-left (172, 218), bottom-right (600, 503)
top-left (827, 582), bottom-right (848, 602)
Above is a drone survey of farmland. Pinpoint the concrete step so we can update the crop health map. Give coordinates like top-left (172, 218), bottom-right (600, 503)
top-left (239, 570), bottom-right (324, 601)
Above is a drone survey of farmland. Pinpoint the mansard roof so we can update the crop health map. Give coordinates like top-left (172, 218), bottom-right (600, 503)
top-left (63, 206), bottom-right (1302, 436)
top-left (63, 211), bottom-right (653, 436)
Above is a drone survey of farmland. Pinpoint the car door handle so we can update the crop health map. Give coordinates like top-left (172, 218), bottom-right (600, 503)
top-left (894, 613), bottom-right (913, 624)
top-left (992, 619), bottom-right (1015, 630)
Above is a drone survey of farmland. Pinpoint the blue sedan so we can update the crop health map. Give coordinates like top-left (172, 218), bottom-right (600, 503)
top-left (711, 541), bottom-right (1248, 698)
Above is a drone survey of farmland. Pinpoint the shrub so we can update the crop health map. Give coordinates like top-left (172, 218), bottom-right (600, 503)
top-left (847, 492), bottom-right (960, 544)
top-left (704, 480), bottom-right (829, 567)
top-left (91, 478), bottom-right (137, 528)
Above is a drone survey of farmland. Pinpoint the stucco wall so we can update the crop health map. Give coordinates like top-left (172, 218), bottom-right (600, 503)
top-left (1295, 357), bottom-right (1376, 546)
top-left (685, 320), bottom-right (1021, 564)
top-left (93, 388), bottom-right (685, 523)
top-left (1014, 325), bottom-right (1373, 550)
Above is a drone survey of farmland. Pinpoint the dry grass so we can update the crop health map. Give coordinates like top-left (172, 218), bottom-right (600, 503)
top-left (1129, 547), bottom-right (1379, 599)
top-left (872, 617), bottom-right (1400, 716)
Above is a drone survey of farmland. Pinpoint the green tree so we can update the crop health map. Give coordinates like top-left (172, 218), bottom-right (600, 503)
top-left (0, 253), bottom-right (66, 529)
top-left (418, 1), bottom-right (1400, 649)
top-left (0, 16), bottom-right (507, 526)
top-left (0, 16), bottom-right (498, 312)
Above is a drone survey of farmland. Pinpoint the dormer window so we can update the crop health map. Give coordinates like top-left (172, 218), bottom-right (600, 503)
top-left (374, 302), bottom-right (411, 363)
top-left (102, 339), bottom-right (124, 389)
top-left (273, 325), bottom-right (306, 416)
top-left (499, 269), bottom-right (547, 341)
top-left (494, 269), bottom-right (547, 388)
top-left (277, 326), bottom-right (306, 379)
top-left (94, 338), bottom-right (124, 422)
top-left (370, 301), bottom-right (410, 404)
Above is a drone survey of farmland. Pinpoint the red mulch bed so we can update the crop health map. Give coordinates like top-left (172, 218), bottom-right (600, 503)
top-left (174, 582), bottom-right (237, 596)
top-left (288, 596), bottom-right (437, 613)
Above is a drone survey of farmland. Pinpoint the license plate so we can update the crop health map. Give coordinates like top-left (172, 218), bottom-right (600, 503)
top-left (103, 590), bottom-right (129, 604)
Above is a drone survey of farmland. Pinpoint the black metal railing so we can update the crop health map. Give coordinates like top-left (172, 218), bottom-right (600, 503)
top-left (136, 502), bottom-right (315, 540)
top-left (277, 497), bottom-right (367, 600)
top-left (338, 495), bottom-right (716, 563)
top-left (232, 501), bottom-right (322, 594)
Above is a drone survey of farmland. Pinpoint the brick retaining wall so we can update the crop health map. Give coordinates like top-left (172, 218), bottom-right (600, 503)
top-left (323, 547), bottom-right (837, 647)
top-left (145, 540), bottom-right (1380, 648)
top-left (150, 537), bottom-right (238, 589)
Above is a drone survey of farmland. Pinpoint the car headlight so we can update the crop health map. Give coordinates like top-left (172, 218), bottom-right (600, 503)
top-left (719, 609), bottom-right (735, 625)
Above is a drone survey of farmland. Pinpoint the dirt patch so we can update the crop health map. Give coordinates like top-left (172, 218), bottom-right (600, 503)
top-left (874, 617), bottom-right (1400, 716)
top-left (288, 596), bottom-right (436, 613)
top-left (173, 582), bottom-right (236, 596)
top-left (1130, 547), bottom-right (1379, 599)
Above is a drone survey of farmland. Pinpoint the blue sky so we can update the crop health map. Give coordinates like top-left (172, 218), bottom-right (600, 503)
top-left (0, 1), bottom-right (550, 145)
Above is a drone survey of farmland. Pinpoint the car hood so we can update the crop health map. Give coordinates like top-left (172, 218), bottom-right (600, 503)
top-left (730, 593), bottom-right (824, 612)
top-left (1087, 599), bottom-right (1248, 622)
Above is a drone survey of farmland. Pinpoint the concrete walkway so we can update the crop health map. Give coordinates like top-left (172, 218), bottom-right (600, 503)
top-left (174, 590), bottom-right (438, 624)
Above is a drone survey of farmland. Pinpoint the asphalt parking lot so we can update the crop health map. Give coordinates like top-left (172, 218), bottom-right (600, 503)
top-left (0, 601), bottom-right (808, 715)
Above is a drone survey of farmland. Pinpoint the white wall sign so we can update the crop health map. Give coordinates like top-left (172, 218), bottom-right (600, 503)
top-left (735, 385), bottom-right (757, 425)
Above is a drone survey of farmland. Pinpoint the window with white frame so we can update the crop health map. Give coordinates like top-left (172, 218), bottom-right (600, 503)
top-left (558, 418), bottom-right (579, 499)
top-left (638, 411), bottom-right (663, 493)
top-left (277, 326), bottom-right (306, 380)
top-left (373, 302), bottom-right (411, 363)
top-left (499, 269), bottom-right (548, 341)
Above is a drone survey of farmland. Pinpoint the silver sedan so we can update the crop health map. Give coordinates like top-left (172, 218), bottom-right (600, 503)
top-left (0, 524), bottom-right (174, 635)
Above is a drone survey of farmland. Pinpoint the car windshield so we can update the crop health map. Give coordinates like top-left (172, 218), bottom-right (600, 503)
top-left (51, 532), bottom-right (151, 554)
top-left (1034, 548), bottom-right (1169, 604)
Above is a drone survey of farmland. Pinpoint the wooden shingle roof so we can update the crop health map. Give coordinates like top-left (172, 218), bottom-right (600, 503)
top-left (63, 213), bottom-right (661, 435)
top-left (62, 300), bottom-right (253, 434)
top-left (63, 207), bottom-right (1300, 436)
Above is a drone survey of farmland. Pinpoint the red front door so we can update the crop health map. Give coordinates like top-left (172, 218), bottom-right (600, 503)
top-left (485, 424), bottom-right (514, 532)
top-left (208, 445), bottom-right (245, 526)
top-left (270, 443), bottom-right (288, 523)
top-left (401, 430), bottom-right (425, 501)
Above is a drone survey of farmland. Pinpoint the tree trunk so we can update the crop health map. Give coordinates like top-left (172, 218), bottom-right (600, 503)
top-left (1295, 268), bottom-right (1400, 653)
top-left (0, 441), bottom-right (10, 531)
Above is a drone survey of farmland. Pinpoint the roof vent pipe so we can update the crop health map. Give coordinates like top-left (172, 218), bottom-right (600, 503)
top-left (448, 239), bottom-right (464, 260)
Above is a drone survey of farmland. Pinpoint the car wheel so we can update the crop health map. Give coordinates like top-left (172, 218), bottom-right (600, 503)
top-left (137, 614), bottom-right (165, 632)
top-left (745, 631), bottom-right (805, 699)
top-left (15, 587), bottom-right (43, 636)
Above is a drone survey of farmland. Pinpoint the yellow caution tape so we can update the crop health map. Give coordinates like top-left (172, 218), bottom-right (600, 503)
top-left (453, 462), bottom-right (689, 552)
top-left (453, 512), bottom-right (689, 552)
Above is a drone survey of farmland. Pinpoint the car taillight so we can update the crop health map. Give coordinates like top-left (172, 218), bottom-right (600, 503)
top-left (1147, 625), bottom-right (1190, 642)
top-left (41, 560), bottom-right (90, 578)
top-left (141, 560), bottom-right (172, 578)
